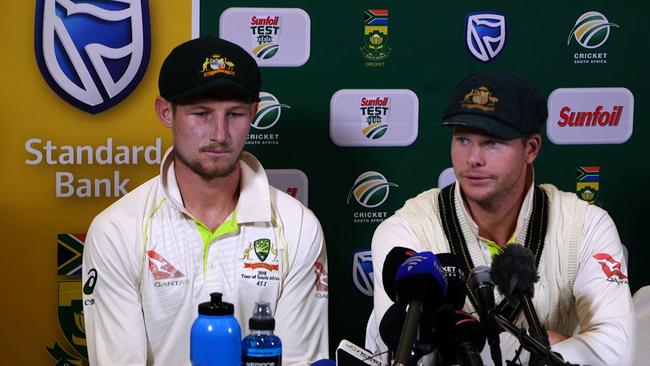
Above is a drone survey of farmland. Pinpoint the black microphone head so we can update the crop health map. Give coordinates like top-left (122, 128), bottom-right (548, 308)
top-left (491, 244), bottom-right (539, 303)
top-left (433, 310), bottom-right (486, 364)
top-left (379, 300), bottom-right (407, 351)
top-left (436, 253), bottom-right (467, 309)
top-left (382, 246), bottom-right (417, 301)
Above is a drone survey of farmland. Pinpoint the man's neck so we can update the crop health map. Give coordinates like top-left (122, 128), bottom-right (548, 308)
top-left (174, 160), bottom-right (241, 232)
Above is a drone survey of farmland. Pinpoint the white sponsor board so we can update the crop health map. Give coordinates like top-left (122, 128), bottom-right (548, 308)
top-left (547, 87), bottom-right (634, 145)
top-left (330, 89), bottom-right (419, 147)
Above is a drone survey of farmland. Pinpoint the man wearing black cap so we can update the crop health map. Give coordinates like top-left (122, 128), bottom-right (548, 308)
top-left (82, 36), bottom-right (328, 365)
top-left (366, 70), bottom-right (635, 365)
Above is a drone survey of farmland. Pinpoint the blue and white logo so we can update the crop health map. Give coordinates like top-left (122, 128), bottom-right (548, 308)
top-left (352, 250), bottom-right (374, 297)
top-left (465, 12), bottom-right (506, 62)
top-left (35, 0), bottom-right (151, 114)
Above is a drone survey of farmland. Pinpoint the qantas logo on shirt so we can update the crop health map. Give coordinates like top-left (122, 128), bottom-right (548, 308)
top-left (146, 250), bottom-right (185, 280)
top-left (314, 261), bottom-right (328, 298)
top-left (593, 252), bottom-right (628, 284)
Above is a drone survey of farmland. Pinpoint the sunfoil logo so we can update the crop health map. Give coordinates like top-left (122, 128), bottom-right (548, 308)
top-left (567, 11), bottom-right (619, 49)
top-left (347, 171), bottom-right (398, 208)
top-left (251, 92), bottom-right (291, 130)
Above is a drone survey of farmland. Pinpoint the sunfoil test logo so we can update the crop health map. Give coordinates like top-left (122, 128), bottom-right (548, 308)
top-left (219, 8), bottom-right (310, 67)
top-left (360, 97), bottom-right (390, 139)
top-left (250, 15), bottom-right (281, 59)
top-left (247, 92), bottom-right (290, 145)
top-left (35, 0), bottom-right (151, 114)
top-left (567, 11), bottom-right (619, 64)
top-left (330, 89), bottom-right (419, 147)
top-left (465, 12), bottom-right (506, 62)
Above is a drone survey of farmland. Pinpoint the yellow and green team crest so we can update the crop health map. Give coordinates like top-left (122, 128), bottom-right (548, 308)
top-left (360, 9), bottom-right (391, 65)
top-left (576, 166), bottom-right (601, 205)
top-left (254, 238), bottom-right (272, 262)
top-left (47, 281), bottom-right (88, 365)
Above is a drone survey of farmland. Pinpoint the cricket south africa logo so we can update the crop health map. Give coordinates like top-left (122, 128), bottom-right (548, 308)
top-left (250, 15), bottom-right (281, 59)
top-left (568, 11), bottom-right (619, 49)
top-left (248, 92), bottom-right (291, 145)
top-left (347, 171), bottom-right (398, 208)
top-left (465, 12), bottom-right (506, 62)
top-left (252, 92), bottom-right (291, 130)
top-left (35, 0), bottom-right (151, 114)
top-left (360, 97), bottom-right (390, 139)
top-left (361, 9), bottom-right (391, 66)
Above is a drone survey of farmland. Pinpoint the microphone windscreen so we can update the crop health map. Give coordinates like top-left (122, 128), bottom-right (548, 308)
top-left (491, 244), bottom-right (539, 301)
top-left (395, 252), bottom-right (448, 303)
top-left (382, 246), bottom-right (417, 301)
top-left (379, 300), bottom-right (406, 351)
top-left (436, 253), bottom-right (468, 309)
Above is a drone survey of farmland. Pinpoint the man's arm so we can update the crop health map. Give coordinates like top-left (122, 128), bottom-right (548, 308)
top-left (273, 209), bottom-right (328, 365)
top-left (551, 206), bottom-right (636, 365)
top-left (82, 214), bottom-right (147, 365)
top-left (365, 216), bottom-right (419, 357)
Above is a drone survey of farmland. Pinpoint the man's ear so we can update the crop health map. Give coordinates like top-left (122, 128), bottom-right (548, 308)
top-left (525, 133), bottom-right (542, 164)
top-left (250, 102), bottom-right (259, 118)
top-left (155, 96), bottom-right (174, 128)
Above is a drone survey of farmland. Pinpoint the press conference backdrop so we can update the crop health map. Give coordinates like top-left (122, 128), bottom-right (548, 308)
top-left (0, 1), bottom-right (648, 363)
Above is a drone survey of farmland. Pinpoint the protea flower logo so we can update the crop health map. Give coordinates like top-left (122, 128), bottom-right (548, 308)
top-left (347, 171), bottom-right (398, 208)
top-left (567, 11), bottom-right (619, 49)
top-left (251, 92), bottom-right (291, 130)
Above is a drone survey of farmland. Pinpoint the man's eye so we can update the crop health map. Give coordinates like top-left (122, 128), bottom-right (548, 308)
top-left (193, 111), bottom-right (208, 117)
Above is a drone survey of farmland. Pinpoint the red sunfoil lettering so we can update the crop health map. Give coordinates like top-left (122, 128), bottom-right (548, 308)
top-left (360, 97), bottom-right (389, 107)
top-left (251, 16), bottom-right (279, 26)
top-left (557, 105), bottom-right (623, 127)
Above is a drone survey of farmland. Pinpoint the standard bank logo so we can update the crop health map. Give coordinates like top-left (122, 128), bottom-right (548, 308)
top-left (352, 250), bottom-right (374, 297)
top-left (267, 169), bottom-right (309, 207)
top-left (252, 92), bottom-right (291, 130)
top-left (347, 171), bottom-right (398, 208)
top-left (568, 11), bottom-right (619, 49)
top-left (220, 8), bottom-right (310, 67)
top-left (330, 89), bottom-right (418, 147)
top-left (35, 0), bottom-right (151, 114)
top-left (465, 12), bottom-right (506, 62)
top-left (547, 88), bottom-right (634, 144)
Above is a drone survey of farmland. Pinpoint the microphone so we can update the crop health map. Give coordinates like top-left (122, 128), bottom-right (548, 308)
top-left (468, 265), bottom-right (502, 366)
top-left (393, 252), bottom-right (448, 366)
top-left (438, 310), bottom-right (486, 366)
top-left (379, 300), bottom-right (406, 351)
top-left (436, 253), bottom-right (468, 310)
top-left (382, 246), bottom-right (417, 302)
top-left (491, 245), bottom-right (549, 352)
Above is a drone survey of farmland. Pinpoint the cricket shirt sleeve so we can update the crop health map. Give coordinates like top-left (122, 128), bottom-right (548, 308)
top-left (274, 208), bottom-right (329, 365)
top-left (82, 213), bottom-right (148, 366)
top-left (364, 215), bottom-right (419, 359)
top-left (551, 205), bottom-right (636, 365)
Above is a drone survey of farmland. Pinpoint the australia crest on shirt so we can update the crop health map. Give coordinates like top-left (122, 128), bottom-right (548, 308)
top-left (241, 238), bottom-right (280, 287)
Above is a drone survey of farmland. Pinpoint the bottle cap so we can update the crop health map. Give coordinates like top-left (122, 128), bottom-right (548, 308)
top-left (249, 302), bottom-right (275, 330)
top-left (198, 292), bottom-right (235, 316)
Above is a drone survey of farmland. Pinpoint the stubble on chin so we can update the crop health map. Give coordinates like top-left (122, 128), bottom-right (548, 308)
top-left (176, 148), bottom-right (243, 180)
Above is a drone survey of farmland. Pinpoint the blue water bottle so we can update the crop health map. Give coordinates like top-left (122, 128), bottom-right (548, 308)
top-left (242, 302), bottom-right (282, 366)
top-left (190, 292), bottom-right (241, 366)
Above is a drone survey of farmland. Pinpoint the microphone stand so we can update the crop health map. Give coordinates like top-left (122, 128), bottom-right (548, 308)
top-left (491, 314), bottom-right (578, 366)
